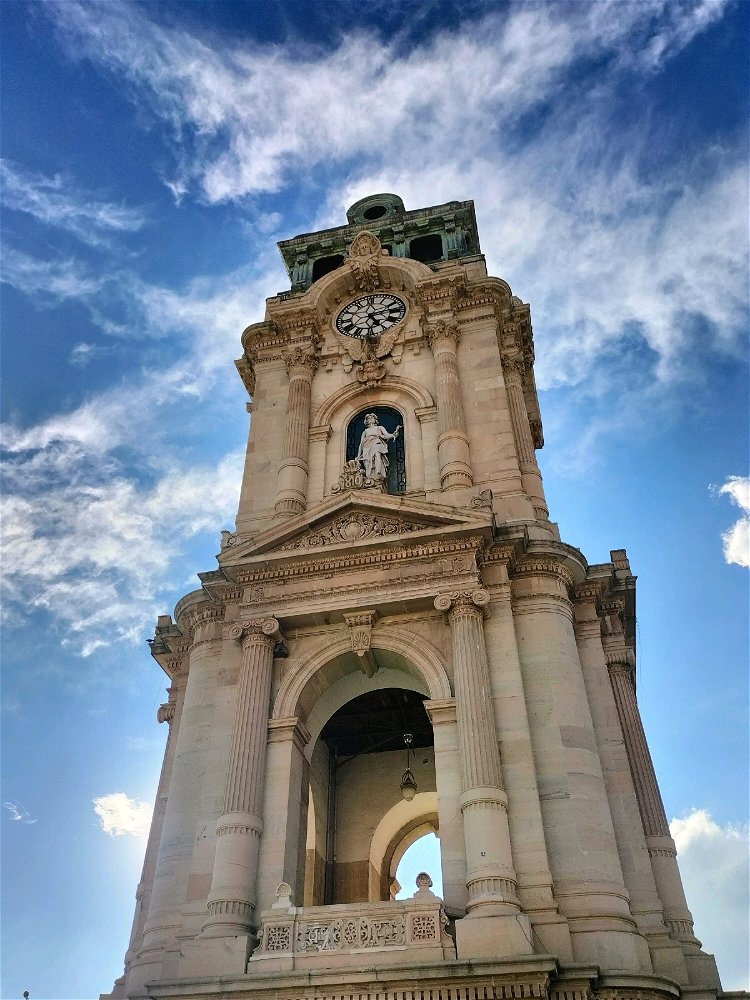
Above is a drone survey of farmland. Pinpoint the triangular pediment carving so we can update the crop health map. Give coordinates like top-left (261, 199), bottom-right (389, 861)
top-left (219, 492), bottom-right (492, 565)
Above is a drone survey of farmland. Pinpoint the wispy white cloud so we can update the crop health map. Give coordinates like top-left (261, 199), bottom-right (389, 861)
top-left (1, 447), bottom-right (244, 653)
top-left (93, 792), bottom-right (152, 838)
top-left (40, 0), bottom-right (745, 397)
top-left (1, 247), bottom-right (104, 301)
top-left (671, 809), bottom-right (750, 990)
top-left (3, 801), bottom-right (37, 824)
top-left (1, 159), bottom-right (145, 245)
top-left (712, 476), bottom-right (750, 569)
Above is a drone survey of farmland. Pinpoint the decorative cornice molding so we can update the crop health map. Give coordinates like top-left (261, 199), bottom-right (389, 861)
top-left (510, 557), bottom-right (575, 588)
top-left (181, 603), bottom-right (225, 639)
top-left (234, 534), bottom-right (486, 584)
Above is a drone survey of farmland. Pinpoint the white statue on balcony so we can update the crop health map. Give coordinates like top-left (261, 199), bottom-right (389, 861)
top-left (357, 413), bottom-right (401, 482)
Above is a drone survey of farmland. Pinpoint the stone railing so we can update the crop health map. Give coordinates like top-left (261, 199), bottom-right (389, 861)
top-left (249, 880), bottom-right (455, 972)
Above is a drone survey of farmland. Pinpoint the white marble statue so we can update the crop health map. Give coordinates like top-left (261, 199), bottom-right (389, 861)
top-left (356, 413), bottom-right (401, 481)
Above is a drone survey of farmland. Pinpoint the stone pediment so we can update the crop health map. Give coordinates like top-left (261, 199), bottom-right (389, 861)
top-left (220, 493), bottom-right (492, 564)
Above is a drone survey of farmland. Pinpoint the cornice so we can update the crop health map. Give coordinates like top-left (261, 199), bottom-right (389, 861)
top-left (233, 534), bottom-right (486, 585)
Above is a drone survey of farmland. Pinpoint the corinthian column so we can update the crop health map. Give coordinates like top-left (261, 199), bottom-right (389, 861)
top-left (434, 590), bottom-right (532, 957)
top-left (501, 353), bottom-right (548, 520)
top-left (426, 321), bottom-right (473, 489)
top-left (275, 348), bottom-right (318, 515)
top-left (202, 617), bottom-right (285, 937)
top-left (607, 659), bottom-right (703, 954)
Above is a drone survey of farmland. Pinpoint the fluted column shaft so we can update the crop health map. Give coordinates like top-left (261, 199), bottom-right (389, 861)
top-left (608, 660), bottom-right (700, 950)
top-left (427, 322), bottom-right (472, 489)
top-left (203, 618), bottom-right (283, 936)
top-left (275, 350), bottom-right (317, 515)
top-left (501, 354), bottom-right (548, 519)
top-left (435, 591), bottom-right (520, 915)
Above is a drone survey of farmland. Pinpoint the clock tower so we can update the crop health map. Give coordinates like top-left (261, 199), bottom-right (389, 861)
top-left (105, 194), bottom-right (724, 1000)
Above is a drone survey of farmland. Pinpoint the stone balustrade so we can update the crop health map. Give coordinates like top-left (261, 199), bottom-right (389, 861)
top-left (250, 884), bottom-right (455, 972)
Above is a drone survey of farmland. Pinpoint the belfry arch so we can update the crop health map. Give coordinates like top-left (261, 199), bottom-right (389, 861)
top-left (259, 633), bottom-right (462, 918)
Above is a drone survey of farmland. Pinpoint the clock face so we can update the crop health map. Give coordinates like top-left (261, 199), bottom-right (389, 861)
top-left (335, 294), bottom-right (406, 339)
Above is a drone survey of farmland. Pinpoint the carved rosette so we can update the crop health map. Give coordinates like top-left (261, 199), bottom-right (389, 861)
top-left (282, 511), bottom-right (422, 549)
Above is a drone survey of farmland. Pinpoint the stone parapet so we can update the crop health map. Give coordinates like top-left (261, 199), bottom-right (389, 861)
top-left (250, 893), bottom-right (455, 972)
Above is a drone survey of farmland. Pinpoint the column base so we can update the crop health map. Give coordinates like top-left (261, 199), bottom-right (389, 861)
top-left (455, 911), bottom-right (534, 959)
top-left (179, 933), bottom-right (253, 978)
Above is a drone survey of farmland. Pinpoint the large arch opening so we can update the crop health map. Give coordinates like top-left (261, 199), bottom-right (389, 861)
top-left (303, 687), bottom-right (437, 906)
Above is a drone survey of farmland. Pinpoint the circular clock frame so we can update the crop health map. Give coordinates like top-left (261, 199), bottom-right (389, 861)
top-left (335, 293), bottom-right (407, 339)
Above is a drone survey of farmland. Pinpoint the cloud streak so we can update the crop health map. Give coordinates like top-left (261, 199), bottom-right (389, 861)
top-left (3, 801), bottom-right (37, 824)
top-left (1, 159), bottom-right (145, 245)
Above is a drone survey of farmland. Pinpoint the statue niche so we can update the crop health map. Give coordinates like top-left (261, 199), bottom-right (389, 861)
top-left (347, 407), bottom-right (406, 495)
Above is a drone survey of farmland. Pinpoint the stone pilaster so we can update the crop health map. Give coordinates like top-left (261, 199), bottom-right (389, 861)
top-left (203, 617), bottom-right (286, 937)
top-left (115, 656), bottom-right (189, 998)
top-left (574, 586), bottom-right (678, 977)
top-left (501, 353), bottom-right (548, 520)
top-left (136, 605), bottom-right (225, 987)
top-left (434, 590), bottom-right (532, 956)
top-left (255, 717), bottom-right (310, 915)
top-left (426, 321), bottom-right (473, 489)
top-left (275, 348), bottom-right (318, 515)
top-left (606, 659), bottom-right (705, 958)
top-left (511, 556), bottom-right (644, 970)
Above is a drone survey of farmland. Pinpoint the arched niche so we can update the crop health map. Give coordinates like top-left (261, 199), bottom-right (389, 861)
top-left (312, 377), bottom-right (436, 500)
top-left (347, 406), bottom-right (405, 494)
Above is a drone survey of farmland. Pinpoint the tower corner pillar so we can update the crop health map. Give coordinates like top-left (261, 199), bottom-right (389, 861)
top-left (434, 589), bottom-right (533, 957)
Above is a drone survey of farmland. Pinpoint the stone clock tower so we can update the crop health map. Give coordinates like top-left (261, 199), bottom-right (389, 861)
top-left (105, 194), bottom-right (725, 1000)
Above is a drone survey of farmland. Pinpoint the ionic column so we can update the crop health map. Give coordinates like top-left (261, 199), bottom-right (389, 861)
top-left (501, 354), bottom-right (548, 520)
top-left (434, 590), bottom-right (532, 956)
top-left (275, 348), bottom-right (318, 515)
top-left (203, 617), bottom-right (285, 937)
top-left (426, 321), bottom-right (472, 489)
top-left (607, 659), bottom-right (702, 954)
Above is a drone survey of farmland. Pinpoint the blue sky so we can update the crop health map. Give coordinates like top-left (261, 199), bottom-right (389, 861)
top-left (1, 2), bottom-right (747, 997)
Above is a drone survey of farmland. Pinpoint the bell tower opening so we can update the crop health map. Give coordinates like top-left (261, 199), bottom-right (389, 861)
top-left (346, 406), bottom-right (406, 494)
top-left (306, 687), bottom-right (436, 906)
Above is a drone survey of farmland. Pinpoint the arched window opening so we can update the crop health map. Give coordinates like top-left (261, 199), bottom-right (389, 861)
top-left (394, 832), bottom-right (443, 900)
top-left (408, 234), bottom-right (443, 264)
top-left (311, 254), bottom-right (345, 283)
top-left (346, 406), bottom-right (406, 494)
top-left (308, 688), bottom-right (433, 905)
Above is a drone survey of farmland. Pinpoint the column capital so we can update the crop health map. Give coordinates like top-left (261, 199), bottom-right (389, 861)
top-left (434, 589), bottom-right (490, 620)
top-left (425, 318), bottom-right (461, 350)
top-left (501, 352), bottom-right (525, 385)
top-left (282, 346), bottom-right (319, 379)
top-left (230, 617), bottom-right (287, 656)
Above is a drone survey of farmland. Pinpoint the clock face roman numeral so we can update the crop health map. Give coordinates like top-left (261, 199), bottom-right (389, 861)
top-left (336, 294), bottom-right (406, 338)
